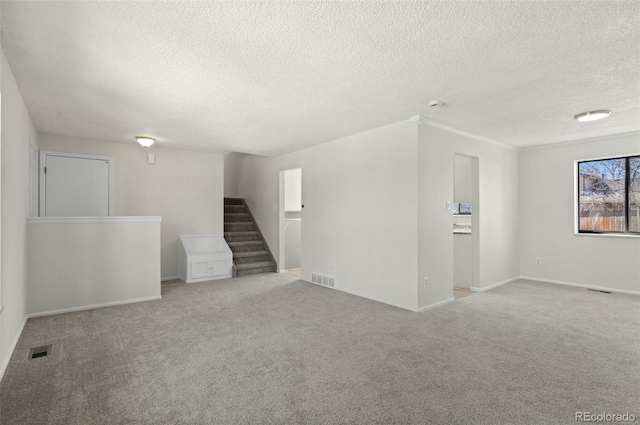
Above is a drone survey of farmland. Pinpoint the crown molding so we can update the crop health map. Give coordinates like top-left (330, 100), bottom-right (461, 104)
top-left (519, 130), bottom-right (640, 151)
top-left (410, 115), bottom-right (518, 151)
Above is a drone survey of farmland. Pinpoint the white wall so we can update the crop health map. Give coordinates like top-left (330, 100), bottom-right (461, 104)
top-left (418, 124), bottom-right (520, 308)
top-left (454, 155), bottom-right (472, 204)
top-left (519, 134), bottom-right (640, 293)
top-left (241, 120), bottom-right (420, 311)
top-left (27, 217), bottom-right (162, 315)
top-left (284, 219), bottom-right (301, 269)
top-left (224, 152), bottom-right (244, 197)
top-left (0, 48), bottom-right (39, 379)
top-left (37, 134), bottom-right (224, 279)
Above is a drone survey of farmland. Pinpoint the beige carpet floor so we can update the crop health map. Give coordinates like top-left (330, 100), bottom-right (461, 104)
top-left (1, 275), bottom-right (638, 424)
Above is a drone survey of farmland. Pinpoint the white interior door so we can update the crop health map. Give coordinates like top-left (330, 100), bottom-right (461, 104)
top-left (42, 153), bottom-right (111, 217)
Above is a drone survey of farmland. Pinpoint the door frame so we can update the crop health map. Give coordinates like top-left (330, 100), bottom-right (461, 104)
top-left (29, 136), bottom-right (38, 217)
top-left (278, 167), bottom-right (302, 273)
top-left (39, 150), bottom-right (114, 217)
top-left (452, 153), bottom-right (480, 291)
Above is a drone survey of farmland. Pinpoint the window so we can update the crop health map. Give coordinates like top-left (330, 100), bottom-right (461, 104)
top-left (577, 155), bottom-right (640, 235)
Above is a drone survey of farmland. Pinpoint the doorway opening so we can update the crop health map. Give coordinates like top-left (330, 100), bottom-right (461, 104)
top-left (40, 151), bottom-right (112, 217)
top-left (453, 154), bottom-right (479, 299)
top-left (279, 168), bottom-right (302, 279)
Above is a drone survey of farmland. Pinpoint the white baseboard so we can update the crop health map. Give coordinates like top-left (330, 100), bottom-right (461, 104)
top-left (470, 276), bottom-right (519, 293)
top-left (519, 276), bottom-right (640, 296)
top-left (0, 315), bottom-right (28, 383)
top-left (415, 297), bottom-right (454, 313)
top-left (333, 286), bottom-right (417, 312)
top-left (26, 295), bottom-right (163, 319)
top-left (161, 276), bottom-right (179, 282)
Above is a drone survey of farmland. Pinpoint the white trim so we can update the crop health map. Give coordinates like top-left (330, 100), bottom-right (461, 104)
top-left (470, 276), bottom-right (519, 292)
top-left (28, 140), bottom-right (39, 217)
top-left (278, 167), bottom-right (303, 273)
top-left (279, 170), bottom-right (286, 272)
top-left (519, 276), bottom-right (640, 296)
top-left (412, 115), bottom-right (518, 151)
top-left (329, 284), bottom-right (416, 312)
top-left (573, 232), bottom-right (639, 239)
top-left (178, 274), bottom-right (231, 284)
top-left (520, 130), bottom-right (640, 151)
top-left (575, 151), bottom-right (640, 163)
top-left (26, 295), bottom-right (163, 319)
top-left (28, 216), bottom-right (162, 224)
top-left (161, 276), bottom-right (180, 282)
top-left (0, 316), bottom-right (28, 383)
top-left (415, 297), bottom-right (454, 312)
top-left (179, 234), bottom-right (223, 239)
top-left (39, 150), bottom-right (114, 217)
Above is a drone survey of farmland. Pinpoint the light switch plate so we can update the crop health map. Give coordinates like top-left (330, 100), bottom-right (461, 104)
top-left (147, 152), bottom-right (156, 164)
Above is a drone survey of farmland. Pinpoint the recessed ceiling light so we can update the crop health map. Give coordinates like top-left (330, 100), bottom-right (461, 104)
top-left (135, 136), bottom-right (155, 147)
top-left (574, 110), bottom-right (611, 122)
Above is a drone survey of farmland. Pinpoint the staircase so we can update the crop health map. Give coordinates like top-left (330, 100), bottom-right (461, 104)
top-left (224, 197), bottom-right (277, 277)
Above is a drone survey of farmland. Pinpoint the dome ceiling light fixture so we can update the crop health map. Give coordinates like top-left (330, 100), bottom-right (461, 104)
top-left (135, 136), bottom-right (155, 147)
top-left (574, 110), bottom-right (611, 122)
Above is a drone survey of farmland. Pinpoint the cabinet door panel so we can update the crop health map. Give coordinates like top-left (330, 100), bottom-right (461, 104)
top-left (190, 258), bottom-right (213, 279)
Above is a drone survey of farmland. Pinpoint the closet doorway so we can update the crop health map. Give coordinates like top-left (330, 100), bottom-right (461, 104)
top-left (279, 168), bottom-right (302, 279)
top-left (453, 154), bottom-right (479, 299)
top-left (40, 151), bottom-right (112, 217)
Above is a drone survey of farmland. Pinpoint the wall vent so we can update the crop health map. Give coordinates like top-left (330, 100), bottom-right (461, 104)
top-left (311, 272), bottom-right (335, 288)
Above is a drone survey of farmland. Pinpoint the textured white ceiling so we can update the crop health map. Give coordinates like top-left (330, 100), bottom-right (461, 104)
top-left (1, 1), bottom-right (639, 155)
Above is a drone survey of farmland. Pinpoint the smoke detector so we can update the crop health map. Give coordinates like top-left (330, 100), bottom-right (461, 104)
top-left (428, 100), bottom-right (443, 107)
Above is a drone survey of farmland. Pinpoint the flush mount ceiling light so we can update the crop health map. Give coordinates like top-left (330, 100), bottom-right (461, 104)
top-left (574, 110), bottom-right (611, 122)
top-left (135, 136), bottom-right (155, 147)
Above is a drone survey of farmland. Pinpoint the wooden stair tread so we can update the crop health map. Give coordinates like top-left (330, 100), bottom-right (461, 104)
top-left (236, 261), bottom-right (275, 270)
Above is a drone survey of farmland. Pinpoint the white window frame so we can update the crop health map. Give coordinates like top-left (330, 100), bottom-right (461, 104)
top-left (574, 152), bottom-right (640, 238)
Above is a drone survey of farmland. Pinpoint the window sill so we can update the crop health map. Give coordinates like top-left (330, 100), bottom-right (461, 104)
top-left (575, 232), bottom-right (640, 239)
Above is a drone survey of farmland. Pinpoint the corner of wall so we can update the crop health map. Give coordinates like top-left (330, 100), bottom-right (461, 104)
top-left (1, 46), bottom-right (38, 382)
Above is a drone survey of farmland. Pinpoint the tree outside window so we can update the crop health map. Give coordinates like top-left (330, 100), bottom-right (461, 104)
top-left (578, 155), bottom-right (640, 234)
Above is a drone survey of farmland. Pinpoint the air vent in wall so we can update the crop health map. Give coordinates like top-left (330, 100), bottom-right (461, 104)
top-left (311, 272), bottom-right (335, 288)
